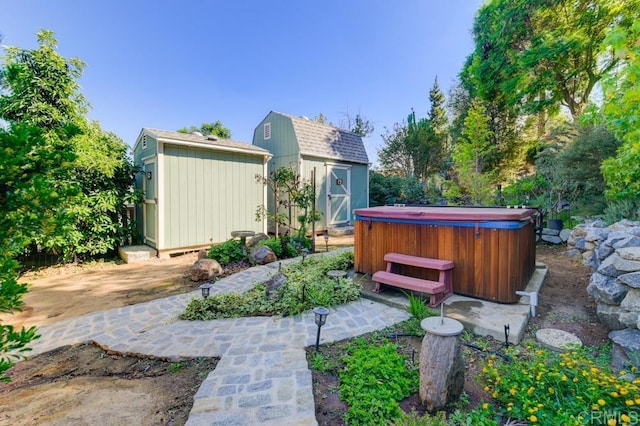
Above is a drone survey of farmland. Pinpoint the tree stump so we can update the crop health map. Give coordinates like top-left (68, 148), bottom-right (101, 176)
top-left (419, 317), bottom-right (465, 412)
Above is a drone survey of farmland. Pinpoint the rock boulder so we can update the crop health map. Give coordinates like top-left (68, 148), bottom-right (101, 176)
top-left (190, 258), bottom-right (223, 282)
top-left (250, 246), bottom-right (277, 265)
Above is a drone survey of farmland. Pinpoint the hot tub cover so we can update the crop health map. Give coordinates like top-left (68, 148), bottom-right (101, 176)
top-left (354, 206), bottom-right (538, 222)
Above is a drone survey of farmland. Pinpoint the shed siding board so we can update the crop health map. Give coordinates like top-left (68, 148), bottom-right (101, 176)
top-left (162, 145), bottom-right (264, 249)
top-left (300, 156), bottom-right (328, 229)
top-left (253, 112), bottom-right (299, 159)
top-left (349, 162), bottom-right (369, 211)
top-left (254, 112), bottom-right (301, 234)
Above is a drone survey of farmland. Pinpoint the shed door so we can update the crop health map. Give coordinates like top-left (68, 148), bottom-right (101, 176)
top-left (326, 165), bottom-right (351, 226)
top-left (143, 160), bottom-right (157, 244)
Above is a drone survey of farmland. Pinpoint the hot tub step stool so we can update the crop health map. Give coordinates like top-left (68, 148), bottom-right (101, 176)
top-left (372, 253), bottom-right (454, 307)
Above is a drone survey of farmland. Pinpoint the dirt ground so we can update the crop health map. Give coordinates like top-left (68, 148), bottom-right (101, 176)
top-left (0, 243), bottom-right (610, 425)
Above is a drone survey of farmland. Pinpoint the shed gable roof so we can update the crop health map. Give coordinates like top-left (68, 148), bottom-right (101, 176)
top-left (140, 128), bottom-right (271, 157)
top-left (273, 112), bottom-right (369, 164)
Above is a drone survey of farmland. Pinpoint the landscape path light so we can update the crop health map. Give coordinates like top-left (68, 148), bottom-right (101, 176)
top-left (313, 307), bottom-right (330, 351)
top-left (199, 283), bottom-right (212, 299)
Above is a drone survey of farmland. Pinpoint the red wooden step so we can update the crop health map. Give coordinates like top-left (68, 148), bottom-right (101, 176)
top-left (383, 253), bottom-right (454, 270)
top-left (372, 271), bottom-right (445, 294)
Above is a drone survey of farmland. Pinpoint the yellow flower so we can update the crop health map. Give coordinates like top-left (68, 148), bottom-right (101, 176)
top-left (484, 386), bottom-right (489, 392)
top-left (509, 388), bottom-right (517, 396)
top-left (561, 375), bottom-right (568, 381)
top-left (598, 399), bottom-right (607, 406)
top-left (527, 386), bottom-right (535, 395)
top-left (607, 419), bottom-right (616, 426)
top-left (620, 388), bottom-right (628, 395)
top-left (612, 391), bottom-right (620, 397)
top-left (621, 414), bottom-right (630, 422)
top-left (492, 391), bottom-right (498, 398)
top-left (548, 387), bottom-right (555, 394)
top-left (635, 398), bottom-right (640, 404)
top-left (573, 377), bottom-right (579, 382)
top-left (507, 406), bottom-right (512, 411)
top-left (625, 399), bottom-right (634, 406)
top-left (482, 403), bottom-right (489, 410)
top-left (529, 415), bottom-right (538, 423)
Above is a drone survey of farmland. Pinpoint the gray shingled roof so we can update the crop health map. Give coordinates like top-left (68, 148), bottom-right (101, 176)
top-left (144, 128), bottom-right (270, 156)
top-left (277, 113), bottom-right (369, 164)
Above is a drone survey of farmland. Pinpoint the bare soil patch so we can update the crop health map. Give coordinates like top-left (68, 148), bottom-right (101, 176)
top-left (0, 343), bottom-right (217, 426)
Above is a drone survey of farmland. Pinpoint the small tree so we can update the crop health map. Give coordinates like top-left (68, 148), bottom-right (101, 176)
top-left (447, 99), bottom-right (496, 205)
top-left (256, 166), bottom-right (320, 239)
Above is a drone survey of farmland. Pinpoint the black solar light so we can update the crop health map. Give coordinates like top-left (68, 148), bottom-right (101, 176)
top-left (199, 283), bottom-right (212, 299)
top-left (313, 307), bottom-right (330, 351)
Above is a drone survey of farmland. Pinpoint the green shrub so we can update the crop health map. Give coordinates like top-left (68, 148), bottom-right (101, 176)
top-left (258, 237), bottom-right (284, 258)
top-left (481, 344), bottom-right (639, 425)
top-left (207, 239), bottom-right (245, 266)
top-left (181, 251), bottom-right (358, 320)
top-left (257, 235), bottom-right (312, 259)
top-left (340, 338), bottom-right (419, 425)
top-left (603, 199), bottom-right (640, 224)
top-left (392, 410), bottom-right (447, 426)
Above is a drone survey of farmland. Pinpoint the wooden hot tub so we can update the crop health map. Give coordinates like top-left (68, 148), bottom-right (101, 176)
top-left (354, 206), bottom-right (538, 303)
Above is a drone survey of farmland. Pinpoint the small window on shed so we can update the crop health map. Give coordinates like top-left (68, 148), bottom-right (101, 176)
top-left (264, 122), bottom-right (271, 140)
top-left (142, 134), bottom-right (147, 149)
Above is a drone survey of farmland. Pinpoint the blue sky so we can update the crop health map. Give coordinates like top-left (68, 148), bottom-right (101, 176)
top-left (1, 1), bottom-right (482, 165)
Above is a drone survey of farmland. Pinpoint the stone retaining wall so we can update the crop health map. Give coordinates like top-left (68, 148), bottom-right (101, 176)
top-left (566, 219), bottom-right (640, 372)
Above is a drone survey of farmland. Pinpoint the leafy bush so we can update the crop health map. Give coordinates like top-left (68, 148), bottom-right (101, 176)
top-left (369, 171), bottom-right (427, 206)
top-left (257, 235), bottom-right (312, 259)
top-left (481, 344), bottom-right (639, 425)
top-left (603, 199), bottom-right (640, 224)
top-left (340, 338), bottom-right (419, 425)
top-left (207, 239), bottom-right (245, 266)
top-left (181, 251), bottom-right (358, 320)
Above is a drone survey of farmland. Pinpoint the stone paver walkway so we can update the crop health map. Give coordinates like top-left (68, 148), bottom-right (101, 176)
top-left (27, 251), bottom-right (411, 425)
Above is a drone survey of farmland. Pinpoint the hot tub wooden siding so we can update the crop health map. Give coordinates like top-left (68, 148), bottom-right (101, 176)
top-left (354, 207), bottom-right (537, 303)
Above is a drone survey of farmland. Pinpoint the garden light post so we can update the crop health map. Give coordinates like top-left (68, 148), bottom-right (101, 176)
top-left (324, 231), bottom-right (329, 252)
top-left (199, 283), bottom-right (212, 299)
top-left (301, 248), bottom-right (309, 263)
top-left (313, 307), bottom-right (329, 351)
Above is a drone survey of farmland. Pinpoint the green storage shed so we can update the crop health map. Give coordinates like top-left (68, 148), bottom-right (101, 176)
top-left (133, 128), bottom-right (271, 258)
top-left (252, 111), bottom-right (370, 234)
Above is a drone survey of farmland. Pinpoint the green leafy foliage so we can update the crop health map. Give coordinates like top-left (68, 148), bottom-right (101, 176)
top-left (256, 166), bottom-right (320, 237)
top-left (339, 338), bottom-right (419, 425)
top-left (0, 29), bottom-right (88, 128)
top-left (181, 251), bottom-right (358, 320)
top-left (480, 344), bottom-right (639, 425)
top-left (405, 292), bottom-right (435, 321)
top-left (392, 410), bottom-right (447, 426)
top-left (0, 30), bottom-right (139, 260)
top-left (177, 121), bottom-right (231, 139)
top-left (535, 124), bottom-right (621, 216)
top-left (446, 99), bottom-right (497, 206)
top-left (257, 235), bottom-right (312, 259)
top-left (207, 239), bottom-right (245, 266)
top-left (369, 171), bottom-right (427, 206)
top-left (466, 0), bottom-right (630, 120)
